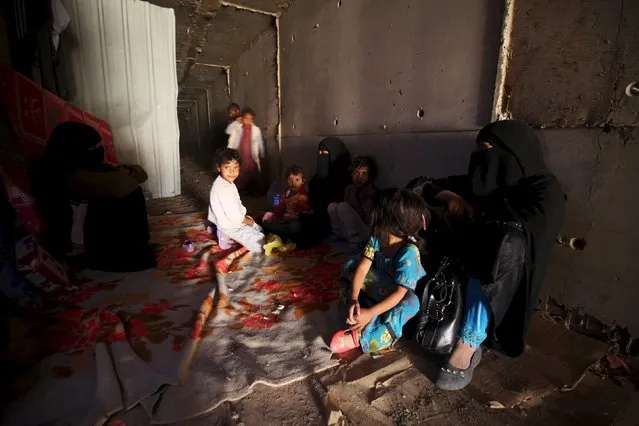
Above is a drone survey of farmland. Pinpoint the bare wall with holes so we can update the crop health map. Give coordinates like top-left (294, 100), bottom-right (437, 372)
top-left (279, 0), bottom-right (504, 187)
top-left (507, 0), bottom-right (639, 127)
top-left (230, 26), bottom-right (280, 181)
top-left (541, 128), bottom-right (639, 336)
top-left (506, 0), bottom-right (639, 334)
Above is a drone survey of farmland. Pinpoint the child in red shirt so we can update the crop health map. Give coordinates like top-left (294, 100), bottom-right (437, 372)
top-left (262, 165), bottom-right (309, 241)
top-left (274, 165), bottom-right (309, 220)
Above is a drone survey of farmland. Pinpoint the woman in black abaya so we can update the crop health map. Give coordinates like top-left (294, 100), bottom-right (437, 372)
top-left (412, 120), bottom-right (564, 390)
top-left (297, 137), bottom-right (351, 248)
top-left (32, 122), bottom-right (155, 272)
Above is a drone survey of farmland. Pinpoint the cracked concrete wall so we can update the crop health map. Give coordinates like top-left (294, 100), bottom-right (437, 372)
top-left (278, 0), bottom-right (505, 188)
top-left (230, 25), bottom-right (280, 182)
top-left (507, 0), bottom-right (639, 334)
top-left (507, 0), bottom-right (638, 127)
top-left (541, 128), bottom-right (639, 335)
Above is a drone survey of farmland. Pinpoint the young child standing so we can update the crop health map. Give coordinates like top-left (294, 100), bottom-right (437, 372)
top-left (227, 108), bottom-right (264, 192)
top-left (331, 188), bottom-right (429, 354)
top-left (208, 148), bottom-right (265, 252)
top-left (328, 156), bottom-right (379, 251)
top-left (225, 103), bottom-right (242, 137)
top-left (261, 165), bottom-right (309, 243)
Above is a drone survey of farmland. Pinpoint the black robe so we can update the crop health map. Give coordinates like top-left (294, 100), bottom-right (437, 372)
top-left (297, 137), bottom-right (351, 248)
top-left (413, 120), bottom-right (565, 356)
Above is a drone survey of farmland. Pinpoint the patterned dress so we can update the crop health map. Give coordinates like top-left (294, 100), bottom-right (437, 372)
top-left (340, 236), bottom-right (426, 353)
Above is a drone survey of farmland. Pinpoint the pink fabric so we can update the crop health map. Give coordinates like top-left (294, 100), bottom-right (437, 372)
top-left (237, 124), bottom-right (257, 191)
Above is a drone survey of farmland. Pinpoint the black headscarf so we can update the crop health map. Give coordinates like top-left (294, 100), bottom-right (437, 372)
top-left (44, 122), bottom-right (108, 172)
top-left (472, 120), bottom-right (565, 356)
top-left (309, 137), bottom-right (351, 212)
top-left (296, 138), bottom-right (351, 248)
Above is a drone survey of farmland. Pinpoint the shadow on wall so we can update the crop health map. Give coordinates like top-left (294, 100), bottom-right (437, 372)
top-left (281, 131), bottom-right (478, 189)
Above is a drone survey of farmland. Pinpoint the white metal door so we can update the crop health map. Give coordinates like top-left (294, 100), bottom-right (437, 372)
top-left (61, 0), bottom-right (180, 198)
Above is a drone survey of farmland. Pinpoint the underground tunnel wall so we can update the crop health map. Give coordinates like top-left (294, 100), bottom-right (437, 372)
top-left (507, 0), bottom-right (639, 337)
top-left (279, 0), bottom-right (505, 187)
top-left (178, 66), bottom-right (231, 169)
top-left (279, 0), bottom-right (639, 337)
top-left (230, 25), bottom-right (280, 183)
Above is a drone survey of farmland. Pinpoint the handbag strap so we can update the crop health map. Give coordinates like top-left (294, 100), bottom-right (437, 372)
top-left (423, 257), bottom-right (457, 321)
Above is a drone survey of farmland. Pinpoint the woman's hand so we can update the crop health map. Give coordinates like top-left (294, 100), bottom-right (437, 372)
top-left (349, 307), bottom-right (373, 331)
top-left (436, 190), bottom-right (473, 218)
top-left (243, 216), bottom-right (255, 226)
top-left (346, 300), bottom-right (360, 325)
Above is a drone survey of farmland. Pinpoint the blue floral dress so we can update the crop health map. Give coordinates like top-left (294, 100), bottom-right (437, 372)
top-left (340, 236), bottom-right (425, 353)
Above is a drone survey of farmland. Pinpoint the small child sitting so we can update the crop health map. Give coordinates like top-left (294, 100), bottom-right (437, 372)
top-left (208, 148), bottom-right (264, 252)
top-left (261, 165), bottom-right (309, 240)
top-left (331, 188), bottom-right (429, 354)
top-left (328, 156), bottom-right (379, 251)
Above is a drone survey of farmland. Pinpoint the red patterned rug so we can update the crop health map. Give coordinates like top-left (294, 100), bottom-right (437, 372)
top-left (3, 212), bottom-right (346, 425)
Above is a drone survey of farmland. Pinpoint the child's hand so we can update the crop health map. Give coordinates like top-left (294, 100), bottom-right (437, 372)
top-left (349, 307), bottom-right (373, 331)
top-left (262, 212), bottom-right (275, 222)
top-left (346, 300), bottom-right (360, 325)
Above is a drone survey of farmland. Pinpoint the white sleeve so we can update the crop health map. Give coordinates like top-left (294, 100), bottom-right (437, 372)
top-left (225, 121), bottom-right (236, 135)
top-left (227, 127), bottom-right (239, 149)
top-left (221, 185), bottom-right (246, 227)
top-left (254, 126), bottom-right (265, 158)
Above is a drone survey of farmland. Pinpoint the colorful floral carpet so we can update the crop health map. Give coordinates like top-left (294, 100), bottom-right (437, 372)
top-left (3, 212), bottom-right (347, 425)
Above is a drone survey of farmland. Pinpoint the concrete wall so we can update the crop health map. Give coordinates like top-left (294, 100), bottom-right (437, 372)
top-left (279, 0), bottom-right (505, 187)
top-left (507, 0), bottom-right (639, 335)
top-left (541, 128), bottom-right (639, 335)
top-left (278, 0), bottom-right (639, 336)
top-left (507, 0), bottom-right (639, 128)
top-left (230, 25), bottom-right (280, 181)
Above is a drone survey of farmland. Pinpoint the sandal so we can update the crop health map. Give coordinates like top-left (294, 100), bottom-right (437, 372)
top-left (330, 329), bottom-right (360, 353)
top-left (435, 346), bottom-right (482, 391)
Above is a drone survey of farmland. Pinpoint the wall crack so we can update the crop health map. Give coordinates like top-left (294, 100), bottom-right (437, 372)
top-left (602, 0), bottom-right (626, 125)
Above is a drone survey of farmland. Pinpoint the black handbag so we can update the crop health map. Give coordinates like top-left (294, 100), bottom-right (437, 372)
top-left (415, 257), bottom-right (463, 355)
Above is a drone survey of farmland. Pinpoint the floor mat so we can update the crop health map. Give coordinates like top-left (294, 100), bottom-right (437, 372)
top-left (144, 215), bottom-right (347, 424)
top-left (2, 212), bottom-right (347, 425)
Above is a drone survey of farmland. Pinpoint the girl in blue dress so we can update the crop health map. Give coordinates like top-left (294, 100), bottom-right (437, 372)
top-left (331, 188), bottom-right (429, 353)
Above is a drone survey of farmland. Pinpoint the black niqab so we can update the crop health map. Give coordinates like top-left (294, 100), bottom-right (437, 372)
top-left (309, 137), bottom-right (351, 211)
top-left (473, 120), bottom-right (565, 356)
top-left (298, 138), bottom-right (351, 248)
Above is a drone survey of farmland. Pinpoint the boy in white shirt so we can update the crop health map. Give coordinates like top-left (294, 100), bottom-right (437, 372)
top-left (208, 148), bottom-right (265, 252)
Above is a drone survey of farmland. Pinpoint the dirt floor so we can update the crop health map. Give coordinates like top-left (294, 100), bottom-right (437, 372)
top-left (138, 156), bottom-right (639, 426)
top-left (114, 348), bottom-right (638, 426)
